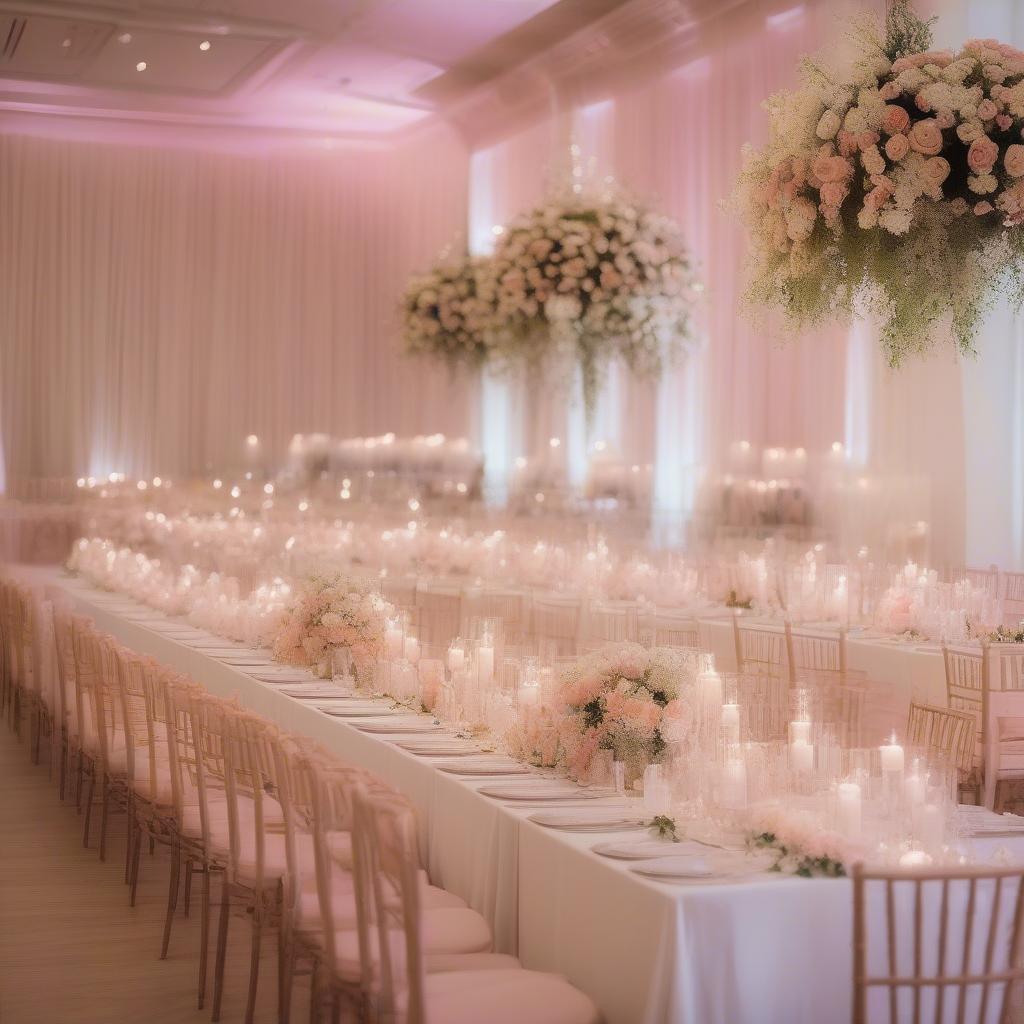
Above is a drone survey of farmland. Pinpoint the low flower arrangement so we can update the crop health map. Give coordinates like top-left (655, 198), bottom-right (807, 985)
top-left (557, 643), bottom-right (700, 783)
top-left (487, 189), bottom-right (701, 419)
top-left (735, 0), bottom-right (1024, 365)
top-left (271, 572), bottom-right (394, 680)
top-left (747, 806), bottom-right (861, 878)
top-left (400, 256), bottom-right (494, 370)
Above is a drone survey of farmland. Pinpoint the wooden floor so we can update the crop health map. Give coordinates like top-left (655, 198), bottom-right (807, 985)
top-left (0, 722), bottom-right (311, 1024)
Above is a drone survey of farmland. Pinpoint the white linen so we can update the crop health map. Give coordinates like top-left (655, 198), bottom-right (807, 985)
top-left (32, 567), bottom-right (1024, 1024)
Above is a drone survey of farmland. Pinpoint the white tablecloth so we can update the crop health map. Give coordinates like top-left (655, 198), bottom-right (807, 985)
top-left (34, 569), bottom-right (1024, 1024)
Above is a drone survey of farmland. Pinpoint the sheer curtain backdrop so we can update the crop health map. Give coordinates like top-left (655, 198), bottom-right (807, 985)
top-left (0, 125), bottom-right (470, 484)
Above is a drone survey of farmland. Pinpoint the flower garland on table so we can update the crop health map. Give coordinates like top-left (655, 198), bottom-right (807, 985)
top-left (399, 256), bottom-right (494, 370)
top-left (735, 0), bottom-right (1024, 365)
top-left (556, 643), bottom-right (700, 783)
top-left (271, 572), bottom-right (394, 680)
top-left (747, 806), bottom-right (862, 878)
top-left (486, 188), bottom-right (701, 421)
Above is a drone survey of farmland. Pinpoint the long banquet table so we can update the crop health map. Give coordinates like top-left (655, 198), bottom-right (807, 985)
top-left (26, 566), bottom-right (1024, 1024)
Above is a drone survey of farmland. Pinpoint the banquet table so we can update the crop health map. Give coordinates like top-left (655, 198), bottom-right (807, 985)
top-left (23, 566), bottom-right (1024, 1024)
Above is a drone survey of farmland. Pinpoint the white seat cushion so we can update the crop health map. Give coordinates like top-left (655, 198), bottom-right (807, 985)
top-left (425, 968), bottom-right (601, 1024)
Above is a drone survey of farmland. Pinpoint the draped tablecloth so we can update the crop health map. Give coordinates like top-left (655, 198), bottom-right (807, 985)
top-left (33, 569), bottom-right (1024, 1024)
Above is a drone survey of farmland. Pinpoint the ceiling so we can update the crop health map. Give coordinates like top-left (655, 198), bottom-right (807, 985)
top-left (0, 0), bottom-right (633, 146)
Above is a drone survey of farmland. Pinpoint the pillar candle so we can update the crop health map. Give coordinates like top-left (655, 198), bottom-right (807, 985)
top-left (837, 782), bottom-right (862, 836)
top-left (880, 734), bottom-right (905, 774)
top-left (722, 703), bottom-right (740, 743)
top-left (385, 624), bottom-right (403, 661)
top-left (477, 643), bottom-right (495, 682)
top-left (447, 644), bottom-right (465, 673)
top-left (720, 759), bottom-right (747, 810)
top-left (790, 740), bottom-right (814, 774)
top-left (403, 636), bottom-right (420, 664)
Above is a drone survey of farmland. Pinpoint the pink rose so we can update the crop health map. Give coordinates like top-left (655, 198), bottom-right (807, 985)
top-left (864, 185), bottom-right (891, 211)
top-left (882, 105), bottom-right (911, 134)
top-left (968, 135), bottom-right (999, 173)
top-left (935, 110), bottom-right (956, 129)
top-left (907, 119), bottom-right (944, 155)
top-left (811, 148), bottom-right (853, 183)
top-left (978, 98), bottom-right (999, 121)
top-left (915, 93), bottom-right (931, 113)
top-left (837, 131), bottom-right (858, 158)
top-left (858, 130), bottom-right (880, 150)
top-left (879, 81), bottom-right (901, 101)
top-left (884, 134), bottom-right (910, 161)
top-left (974, 201), bottom-right (994, 215)
top-left (819, 181), bottom-right (848, 207)
top-left (997, 115), bottom-right (1013, 131)
top-left (923, 157), bottom-right (951, 185)
top-left (1005, 143), bottom-right (1024, 177)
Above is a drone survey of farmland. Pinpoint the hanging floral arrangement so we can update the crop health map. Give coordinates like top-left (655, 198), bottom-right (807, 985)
top-left (399, 255), bottom-right (494, 369)
top-left (735, 0), bottom-right (1024, 365)
top-left (485, 187), bottom-right (701, 420)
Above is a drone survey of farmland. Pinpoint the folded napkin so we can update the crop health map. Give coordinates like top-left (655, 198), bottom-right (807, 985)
top-left (528, 808), bottom-right (646, 831)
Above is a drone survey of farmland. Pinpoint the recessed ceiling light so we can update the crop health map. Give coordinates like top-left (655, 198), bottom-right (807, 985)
top-left (199, 40), bottom-right (211, 51)
top-left (136, 60), bottom-right (147, 71)
top-left (118, 32), bottom-right (132, 44)
top-left (61, 37), bottom-right (72, 49)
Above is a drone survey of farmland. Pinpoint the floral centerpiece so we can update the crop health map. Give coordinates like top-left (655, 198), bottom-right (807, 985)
top-left (486, 187), bottom-right (701, 420)
top-left (399, 255), bottom-right (494, 369)
top-left (747, 806), bottom-right (862, 878)
top-left (271, 572), bottom-right (394, 681)
top-left (735, 0), bottom-right (1024, 364)
top-left (557, 643), bottom-right (700, 784)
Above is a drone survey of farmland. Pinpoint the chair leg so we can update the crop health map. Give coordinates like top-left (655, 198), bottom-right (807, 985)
top-left (211, 878), bottom-right (231, 1022)
top-left (125, 796), bottom-right (136, 883)
top-left (75, 751), bottom-right (85, 812)
top-left (160, 841), bottom-right (181, 959)
top-left (58, 732), bottom-right (68, 801)
top-left (82, 769), bottom-right (96, 847)
top-left (183, 859), bottom-right (194, 918)
top-left (244, 902), bottom-right (263, 1024)
top-left (129, 826), bottom-right (142, 907)
top-left (98, 774), bottom-right (110, 862)
top-left (198, 866), bottom-right (212, 1010)
top-left (149, 834), bottom-right (155, 856)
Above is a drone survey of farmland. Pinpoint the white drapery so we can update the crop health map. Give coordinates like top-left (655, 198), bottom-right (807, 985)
top-left (3, 0), bottom-right (1024, 568)
top-left (0, 126), bottom-right (471, 483)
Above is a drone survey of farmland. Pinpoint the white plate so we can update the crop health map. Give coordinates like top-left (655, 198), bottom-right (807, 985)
top-left (434, 759), bottom-right (533, 776)
top-left (353, 718), bottom-right (441, 734)
top-left (397, 742), bottom-right (481, 757)
top-left (319, 705), bottom-right (391, 717)
top-left (591, 839), bottom-right (698, 860)
top-left (529, 809), bottom-right (647, 831)
top-left (477, 783), bottom-right (607, 801)
top-left (631, 851), bottom-right (775, 882)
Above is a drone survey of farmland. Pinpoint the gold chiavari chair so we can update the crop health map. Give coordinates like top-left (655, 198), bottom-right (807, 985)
top-left (531, 594), bottom-right (584, 658)
top-left (349, 786), bottom-right (600, 1024)
top-left (1003, 572), bottom-right (1024, 626)
top-left (732, 613), bottom-right (790, 682)
top-left (905, 703), bottom-right (976, 778)
top-left (943, 641), bottom-right (988, 802)
top-left (852, 861), bottom-right (1024, 1024)
top-left (581, 600), bottom-right (639, 650)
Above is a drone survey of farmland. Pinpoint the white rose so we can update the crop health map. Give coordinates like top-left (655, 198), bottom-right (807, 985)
top-left (816, 109), bottom-right (842, 139)
top-left (879, 208), bottom-right (912, 234)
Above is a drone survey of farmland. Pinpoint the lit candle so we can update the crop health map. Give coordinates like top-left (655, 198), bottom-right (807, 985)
top-left (720, 758), bottom-right (747, 810)
top-left (403, 636), bottom-right (420, 664)
top-left (722, 703), bottom-right (740, 742)
top-left (790, 740), bottom-right (814, 774)
top-left (880, 733), bottom-right (905, 774)
top-left (790, 720), bottom-right (811, 745)
top-left (899, 849), bottom-right (933, 867)
top-left (699, 668), bottom-right (723, 706)
top-left (447, 643), bottom-right (465, 673)
top-left (904, 771), bottom-right (926, 804)
top-left (385, 622), bottom-right (403, 660)
top-left (837, 781), bottom-right (862, 837)
top-left (477, 643), bottom-right (494, 682)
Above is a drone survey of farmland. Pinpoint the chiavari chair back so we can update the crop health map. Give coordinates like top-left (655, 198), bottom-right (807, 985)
top-left (582, 600), bottom-right (638, 649)
top-left (414, 581), bottom-right (465, 651)
top-left (1003, 572), bottom-right (1024, 626)
top-left (531, 594), bottom-right (584, 657)
top-left (732, 614), bottom-right (790, 682)
top-left (943, 643), bottom-right (988, 795)
top-left (906, 703), bottom-right (976, 776)
top-left (851, 862), bottom-right (1024, 1024)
